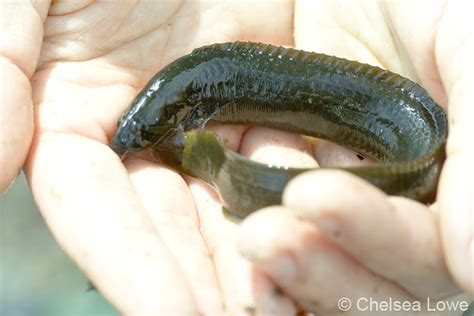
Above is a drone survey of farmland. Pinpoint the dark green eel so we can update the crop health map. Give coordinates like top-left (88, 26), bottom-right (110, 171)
top-left (110, 41), bottom-right (447, 219)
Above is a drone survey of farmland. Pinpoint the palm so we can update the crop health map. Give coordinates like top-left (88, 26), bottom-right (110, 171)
top-left (27, 1), bottom-right (296, 314)
top-left (23, 1), bottom-right (472, 315)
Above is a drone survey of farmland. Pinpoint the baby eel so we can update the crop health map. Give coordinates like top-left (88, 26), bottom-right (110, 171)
top-left (110, 41), bottom-right (447, 219)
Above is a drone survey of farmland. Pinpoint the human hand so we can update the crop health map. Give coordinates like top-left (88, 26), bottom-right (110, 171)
top-left (238, 0), bottom-right (473, 314)
top-left (24, 1), bottom-right (301, 314)
top-left (0, 1), bottom-right (47, 194)
top-left (17, 0), bottom-right (472, 315)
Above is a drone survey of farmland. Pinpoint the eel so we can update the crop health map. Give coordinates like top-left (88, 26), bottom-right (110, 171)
top-left (110, 41), bottom-right (447, 219)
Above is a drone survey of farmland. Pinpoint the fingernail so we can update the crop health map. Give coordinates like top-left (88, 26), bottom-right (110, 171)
top-left (255, 254), bottom-right (298, 283)
top-left (240, 248), bottom-right (298, 281)
top-left (315, 217), bottom-right (342, 240)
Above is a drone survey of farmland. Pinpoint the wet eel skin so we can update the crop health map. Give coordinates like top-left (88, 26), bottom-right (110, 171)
top-left (110, 41), bottom-right (447, 219)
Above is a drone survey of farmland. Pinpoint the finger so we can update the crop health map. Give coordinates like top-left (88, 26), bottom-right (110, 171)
top-left (238, 206), bottom-right (415, 315)
top-left (183, 126), bottom-right (312, 314)
top-left (439, 135), bottom-right (474, 294)
top-left (0, 60), bottom-right (33, 193)
top-left (283, 170), bottom-right (459, 298)
top-left (435, 2), bottom-right (474, 294)
top-left (206, 123), bottom-right (248, 152)
top-left (125, 158), bottom-right (224, 314)
top-left (25, 132), bottom-right (198, 314)
top-left (0, 1), bottom-right (48, 77)
top-left (0, 1), bottom-right (49, 193)
top-left (188, 181), bottom-right (297, 315)
top-left (239, 127), bottom-right (318, 168)
top-left (314, 139), bottom-right (375, 167)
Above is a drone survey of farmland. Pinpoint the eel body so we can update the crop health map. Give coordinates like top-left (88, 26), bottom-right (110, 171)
top-left (111, 41), bottom-right (447, 219)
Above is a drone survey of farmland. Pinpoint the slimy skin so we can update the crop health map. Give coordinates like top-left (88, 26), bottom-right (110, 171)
top-left (110, 41), bottom-right (447, 219)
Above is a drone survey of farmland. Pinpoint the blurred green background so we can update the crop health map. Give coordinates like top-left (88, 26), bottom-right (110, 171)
top-left (0, 173), bottom-right (117, 315)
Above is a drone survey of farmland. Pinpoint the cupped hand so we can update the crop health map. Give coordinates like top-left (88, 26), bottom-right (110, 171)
top-left (23, 0), bottom-right (299, 314)
top-left (238, 1), bottom-right (473, 315)
top-left (3, 0), bottom-right (471, 315)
